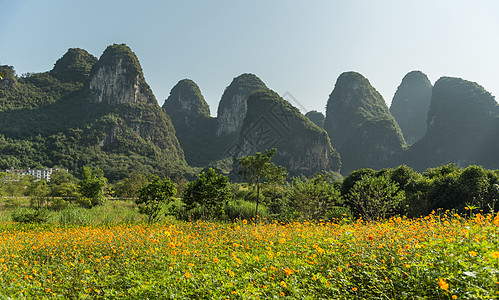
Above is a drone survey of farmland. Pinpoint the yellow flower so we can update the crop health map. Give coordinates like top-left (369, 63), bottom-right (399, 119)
top-left (452, 295), bottom-right (458, 299)
top-left (490, 251), bottom-right (499, 259)
top-left (352, 287), bottom-right (358, 292)
top-left (468, 251), bottom-right (477, 257)
top-left (280, 281), bottom-right (287, 288)
top-left (438, 278), bottom-right (449, 291)
top-left (242, 219), bottom-right (248, 225)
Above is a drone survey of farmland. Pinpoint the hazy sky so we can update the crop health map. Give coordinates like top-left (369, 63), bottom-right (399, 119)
top-left (1, 0), bottom-right (498, 115)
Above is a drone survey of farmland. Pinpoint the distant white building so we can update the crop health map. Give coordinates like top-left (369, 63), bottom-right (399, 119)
top-left (5, 168), bottom-right (59, 181)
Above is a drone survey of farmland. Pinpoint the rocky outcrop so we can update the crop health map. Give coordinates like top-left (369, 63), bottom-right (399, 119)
top-left (305, 110), bottom-right (325, 128)
top-left (50, 48), bottom-right (97, 82)
top-left (234, 89), bottom-right (341, 176)
top-left (88, 44), bottom-right (156, 105)
top-left (163, 79), bottom-right (217, 167)
top-left (216, 73), bottom-right (267, 137)
top-left (163, 79), bottom-right (211, 128)
top-left (407, 77), bottom-right (499, 170)
top-left (324, 72), bottom-right (405, 174)
top-left (390, 71), bottom-right (432, 145)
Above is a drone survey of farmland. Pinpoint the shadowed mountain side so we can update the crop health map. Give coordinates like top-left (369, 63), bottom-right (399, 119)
top-left (233, 89), bottom-right (341, 177)
top-left (404, 76), bottom-right (499, 171)
top-left (163, 79), bottom-right (226, 167)
top-left (324, 72), bottom-right (405, 174)
top-left (390, 71), bottom-right (432, 145)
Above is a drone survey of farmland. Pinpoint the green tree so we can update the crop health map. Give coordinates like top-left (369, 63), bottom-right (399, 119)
top-left (136, 177), bottom-right (176, 223)
top-left (289, 174), bottom-right (342, 220)
top-left (182, 168), bottom-right (232, 220)
top-left (49, 169), bottom-right (79, 198)
top-left (349, 174), bottom-right (405, 221)
top-left (114, 173), bottom-right (150, 199)
top-left (77, 166), bottom-right (108, 207)
top-left (26, 179), bottom-right (50, 209)
top-left (456, 165), bottom-right (489, 210)
top-left (238, 148), bottom-right (287, 218)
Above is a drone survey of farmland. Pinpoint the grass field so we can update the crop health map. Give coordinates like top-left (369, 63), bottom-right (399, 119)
top-left (0, 209), bottom-right (498, 299)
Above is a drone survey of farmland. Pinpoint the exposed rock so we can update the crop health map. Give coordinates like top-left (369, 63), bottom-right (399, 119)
top-left (88, 44), bottom-right (156, 105)
top-left (163, 79), bottom-right (211, 128)
top-left (234, 89), bottom-right (341, 177)
top-left (390, 71), bottom-right (432, 145)
top-left (324, 72), bottom-right (405, 174)
top-left (305, 110), bottom-right (325, 128)
top-left (407, 76), bottom-right (499, 170)
top-left (163, 79), bottom-right (217, 167)
top-left (216, 73), bottom-right (267, 137)
top-left (50, 48), bottom-right (98, 82)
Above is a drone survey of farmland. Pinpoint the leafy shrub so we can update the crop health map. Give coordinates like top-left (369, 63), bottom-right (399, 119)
top-left (288, 174), bottom-right (343, 220)
top-left (183, 168), bottom-right (232, 220)
top-left (348, 174), bottom-right (405, 220)
top-left (11, 207), bottom-right (50, 224)
top-left (136, 177), bottom-right (176, 223)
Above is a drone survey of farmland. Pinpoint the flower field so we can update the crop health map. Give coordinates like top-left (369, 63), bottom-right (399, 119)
top-left (0, 212), bottom-right (498, 299)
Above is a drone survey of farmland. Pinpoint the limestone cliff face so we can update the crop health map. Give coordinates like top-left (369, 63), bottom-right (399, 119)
top-left (216, 73), bottom-right (267, 137)
top-left (163, 79), bottom-right (211, 128)
top-left (163, 79), bottom-right (216, 167)
top-left (234, 89), bottom-right (341, 176)
top-left (390, 71), bottom-right (432, 145)
top-left (50, 48), bottom-right (97, 82)
top-left (88, 44), bottom-right (156, 105)
top-left (407, 76), bottom-right (499, 170)
top-left (324, 72), bottom-right (405, 174)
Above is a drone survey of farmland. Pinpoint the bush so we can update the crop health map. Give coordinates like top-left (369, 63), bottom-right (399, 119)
top-left (183, 168), bottom-right (232, 220)
top-left (348, 174), bottom-right (405, 220)
top-left (136, 177), bottom-right (176, 223)
top-left (288, 174), bottom-right (343, 220)
top-left (11, 207), bottom-right (50, 224)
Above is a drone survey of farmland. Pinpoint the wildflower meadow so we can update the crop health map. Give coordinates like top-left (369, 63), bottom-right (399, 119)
top-left (0, 211), bottom-right (498, 299)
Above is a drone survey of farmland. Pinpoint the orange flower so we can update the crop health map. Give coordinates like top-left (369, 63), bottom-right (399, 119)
top-left (184, 271), bottom-right (191, 278)
top-left (438, 278), bottom-right (449, 291)
top-left (490, 251), bottom-right (499, 259)
top-left (452, 295), bottom-right (458, 299)
top-left (352, 287), bottom-right (358, 292)
top-left (284, 267), bottom-right (294, 276)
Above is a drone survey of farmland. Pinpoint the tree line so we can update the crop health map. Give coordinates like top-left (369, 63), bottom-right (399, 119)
top-left (2, 149), bottom-right (498, 223)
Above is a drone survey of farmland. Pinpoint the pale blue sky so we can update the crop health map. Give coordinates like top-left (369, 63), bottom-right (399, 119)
top-left (1, 0), bottom-right (498, 115)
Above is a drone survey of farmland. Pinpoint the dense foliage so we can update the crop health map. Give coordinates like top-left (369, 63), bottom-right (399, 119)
top-left (182, 168), bottom-right (232, 219)
top-left (136, 177), bottom-right (176, 223)
top-left (0, 46), bottom-right (188, 181)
